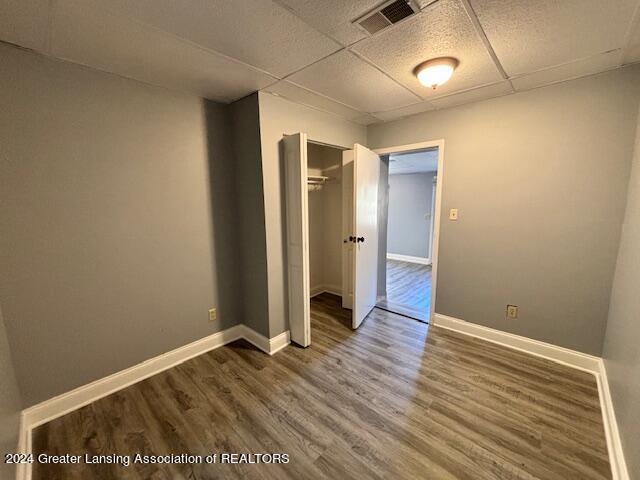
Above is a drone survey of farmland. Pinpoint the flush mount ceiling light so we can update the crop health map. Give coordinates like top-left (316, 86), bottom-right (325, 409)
top-left (414, 57), bottom-right (459, 90)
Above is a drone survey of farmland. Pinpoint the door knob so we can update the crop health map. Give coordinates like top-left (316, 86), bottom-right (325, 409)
top-left (357, 237), bottom-right (365, 243)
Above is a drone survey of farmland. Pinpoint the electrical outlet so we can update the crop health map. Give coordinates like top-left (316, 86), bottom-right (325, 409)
top-left (449, 208), bottom-right (458, 220)
top-left (506, 305), bottom-right (518, 319)
top-left (208, 308), bottom-right (217, 322)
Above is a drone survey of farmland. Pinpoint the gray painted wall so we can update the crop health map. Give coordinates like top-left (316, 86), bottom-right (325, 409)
top-left (230, 94), bottom-right (270, 337)
top-left (0, 43), bottom-right (242, 405)
top-left (368, 66), bottom-right (640, 355)
top-left (602, 103), bottom-right (640, 479)
top-left (0, 306), bottom-right (21, 480)
top-left (387, 172), bottom-right (435, 259)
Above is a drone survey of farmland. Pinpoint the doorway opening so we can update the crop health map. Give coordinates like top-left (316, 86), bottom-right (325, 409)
top-left (374, 143), bottom-right (443, 324)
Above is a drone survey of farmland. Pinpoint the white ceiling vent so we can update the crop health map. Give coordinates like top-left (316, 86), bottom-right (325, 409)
top-left (354, 0), bottom-right (420, 35)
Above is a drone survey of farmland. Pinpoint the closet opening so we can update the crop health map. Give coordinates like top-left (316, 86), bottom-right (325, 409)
top-left (306, 140), bottom-right (352, 333)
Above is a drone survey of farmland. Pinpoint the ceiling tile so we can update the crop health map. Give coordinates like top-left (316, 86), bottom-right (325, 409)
top-left (89, 0), bottom-right (341, 78)
top-left (470, 0), bottom-right (638, 76)
top-left (416, 0), bottom-right (440, 9)
top-left (389, 150), bottom-right (439, 174)
top-left (0, 0), bottom-right (51, 51)
top-left (431, 81), bottom-right (513, 109)
top-left (287, 50), bottom-right (419, 112)
top-left (352, 113), bottom-right (381, 125)
top-left (263, 80), bottom-right (366, 121)
top-left (351, 0), bottom-right (503, 99)
top-left (273, 0), bottom-right (380, 46)
top-left (50, 0), bottom-right (278, 103)
top-left (373, 101), bottom-right (435, 122)
top-left (511, 51), bottom-right (621, 92)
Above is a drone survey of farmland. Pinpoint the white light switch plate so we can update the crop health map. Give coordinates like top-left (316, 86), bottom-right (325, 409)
top-left (449, 208), bottom-right (458, 220)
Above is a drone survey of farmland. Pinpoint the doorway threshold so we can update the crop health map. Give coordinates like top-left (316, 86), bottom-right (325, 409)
top-left (375, 299), bottom-right (429, 324)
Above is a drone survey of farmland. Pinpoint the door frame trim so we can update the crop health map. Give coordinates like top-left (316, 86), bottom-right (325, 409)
top-left (374, 140), bottom-right (445, 324)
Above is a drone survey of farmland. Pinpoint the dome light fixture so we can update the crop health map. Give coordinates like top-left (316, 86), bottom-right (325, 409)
top-left (414, 57), bottom-right (459, 90)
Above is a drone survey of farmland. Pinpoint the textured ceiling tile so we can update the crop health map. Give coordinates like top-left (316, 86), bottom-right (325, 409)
top-left (470, 0), bottom-right (638, 76)
top-left (50, 0), bottom-right (278, 103)
top-left (373, 101), bottom-right (435, 122)
top-left (352, 113), bottom-right (381, 125)
top-left (511, 51), bottom-right (622, 92)
top-left (90, 0), bottom-right (341, 78)
top-left (0, 0), bottom-right (51, 52)
top-left (274, 0), bottom-right (381, 46)
top-left (263, 80), bottom-right (366, 121)
top-left (430, 81), bottom-right (512, 109)
top-left (416, 0), bottom-right (440, 9)
top-left (352, 0), bottom-right (503, 99)
top-left (389, 150), bottom-right (439, 174)
top-left (287, 50), bottom-right (419, 112)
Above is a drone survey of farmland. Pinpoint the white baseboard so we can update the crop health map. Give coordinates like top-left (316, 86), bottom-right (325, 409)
top-left (433, 313), bottom-right (599, 373)
top-left (239, 325), bottom-right (290, 356)
top-left (310, 284), bottom-right (342, 298)
top-left (433, 313), bottom-right (629, 480)
top-left (387, 253), bottom-right (430, 265)
top-left (268, 330), bottom-right (291, 355)
top-left (16, 323), bottom-right (290, 480)
top-left (597, 360), bottom-right (630, 480)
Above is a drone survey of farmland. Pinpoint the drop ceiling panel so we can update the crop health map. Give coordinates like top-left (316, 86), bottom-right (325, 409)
top-left (511, 51), bottom-right (621, 92)
top-left (352, 113), bottom-right (382, 125)
top-left (50, 0), bottom-right (278, 103)
top-left (0, 0), bottom-right (51, 51)
top-left (352, 0), bottom-right (503, 99)
top-left (470, 0), bottom-right (638, 76)
top-left (89, 0), bottom-right (341, 77)
top-left (273, 0), bottom-right (382, 46)
top-left (374, 101), bottom-right (435, 122)
top-left (263, 80), bottom-right (366, 121)
top-left (430, 81), bottom-right (513, 109)
top-left (416, 0), bottom-right (439, 9)
top-left (287, 50), bottom-right (419, 112)
top-left (389, 150), bottom-right (439, 174)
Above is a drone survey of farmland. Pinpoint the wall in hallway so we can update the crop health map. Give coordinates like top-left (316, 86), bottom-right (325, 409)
top-left (387, 172), bottom-right (436, 259)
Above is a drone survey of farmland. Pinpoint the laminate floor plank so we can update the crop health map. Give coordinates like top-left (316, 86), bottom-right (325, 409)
top-left (32, 293), bottom-right (610, 479)
top-left (377, 259), bottom-right (432, 321)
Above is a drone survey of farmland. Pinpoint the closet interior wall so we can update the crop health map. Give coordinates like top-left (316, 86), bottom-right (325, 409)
top-left (307, 143), bottom-right (343, 298)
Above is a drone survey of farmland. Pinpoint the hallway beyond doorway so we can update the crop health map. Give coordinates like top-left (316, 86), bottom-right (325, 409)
top-left (376, 259), bottom-right (431, 322)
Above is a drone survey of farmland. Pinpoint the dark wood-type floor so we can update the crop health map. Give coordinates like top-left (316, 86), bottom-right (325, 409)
top-left (377, 259), bottom-right (432, 322)
top-left (33, 293), bottom-right (610, 479)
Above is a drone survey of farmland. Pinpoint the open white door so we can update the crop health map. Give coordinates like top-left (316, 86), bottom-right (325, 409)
top-left (350, 144), bottom-right (380, 329)
top-left (341, 149), bottom-right (354, 309)
top-left (283, 133), bottom-right (311, 347)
